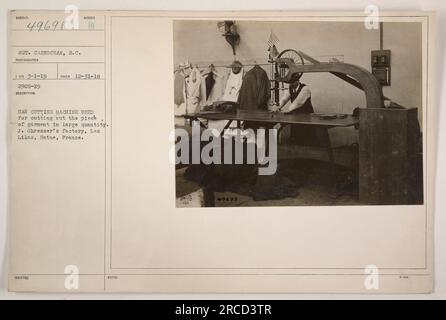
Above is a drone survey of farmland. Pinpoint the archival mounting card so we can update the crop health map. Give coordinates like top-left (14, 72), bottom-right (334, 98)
top-left (8, 10), bottom-right (436, 293)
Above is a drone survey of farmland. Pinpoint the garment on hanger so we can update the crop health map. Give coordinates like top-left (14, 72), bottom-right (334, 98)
top-left (174, 72), bottom-right (185, 105)
top-left (200, 69), bottom-right (225, 106)
top-left (238, 65), bottom-right (270, 110)
top-left (205, 72), bottom-right (215, 100)
top-left (221, 68), bottom-right (244, 102)
top-left (184, 66), bottom-right (202, 114)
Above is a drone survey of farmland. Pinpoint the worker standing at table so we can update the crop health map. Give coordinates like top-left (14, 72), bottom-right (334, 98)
top-left (275, 73), bottom-right (318, 145)
top-left (277, 73), bottom-right (313, 114)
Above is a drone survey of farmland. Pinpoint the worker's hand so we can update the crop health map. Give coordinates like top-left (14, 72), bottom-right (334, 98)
top-left (279, 107), bottom-right (288, 113)
top-left (269, 104), bottom-right (281, 113)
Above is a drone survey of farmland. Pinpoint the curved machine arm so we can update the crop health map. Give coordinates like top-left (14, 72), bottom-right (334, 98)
top-left (276, 56), bottom-right (384, 109)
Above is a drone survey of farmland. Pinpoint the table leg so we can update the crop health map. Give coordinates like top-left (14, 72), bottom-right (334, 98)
top-left (317, 128), bottom-right (340, 198)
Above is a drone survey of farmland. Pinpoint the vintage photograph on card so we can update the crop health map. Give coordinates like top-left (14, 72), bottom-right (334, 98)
top-left (8, 10), bottom-right (435, 293)
top-left (173, 20), bottom-right (424, 208)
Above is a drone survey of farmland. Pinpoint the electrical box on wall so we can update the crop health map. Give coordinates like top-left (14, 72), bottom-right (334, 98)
top-left (371, 49), bottom-right (391, 86)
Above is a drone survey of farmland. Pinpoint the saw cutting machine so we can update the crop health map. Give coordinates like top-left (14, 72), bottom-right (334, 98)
top-left (274, 51), bottom-right (422, 205)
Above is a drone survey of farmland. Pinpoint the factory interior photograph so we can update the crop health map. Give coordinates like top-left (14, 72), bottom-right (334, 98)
top-left (173, 19), bottom-right (424, 208)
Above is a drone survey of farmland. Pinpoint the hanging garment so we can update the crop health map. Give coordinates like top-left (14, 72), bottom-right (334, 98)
top-left (238, 65), bottom-right (271, 111)
top-left (238, 65), bottom-right (271, 136)
top-left (174, 72), bottom-right (186, 118)
top-left (174, 72), bottom-right (185, 105)
top-left (200, 71), bottom-right (226, 106)
top-left (184, 67), bottom-right (202, 114)
top-left (200, 70), bottom-right (223, 132)
top-left (221, 69), bottom-right (244, 102)
top-left (205, 72), bottom-right (215, 100)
